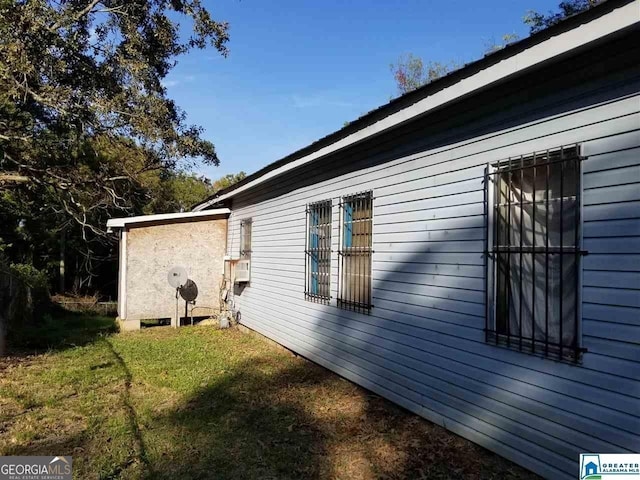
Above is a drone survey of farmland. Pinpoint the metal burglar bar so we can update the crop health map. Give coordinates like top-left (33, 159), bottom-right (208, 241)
top-left (486, 145), bottom-right (586, 361)
top-left (338, 191), bottom-right (373, 314)
top-left (240, 218), bottom-right (252, 259)
top-left (305, 200), bottom-right (332, 303)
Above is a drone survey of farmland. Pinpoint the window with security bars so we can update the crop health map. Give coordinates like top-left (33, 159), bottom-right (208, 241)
top-left (240, 218), bottom-right (252, 259)
top-left (487, 146), bottom-right (585, 361)
top-left (338, 191), bottom-right (373, 314)
top-left (305, 200), bottom-right (332, 302)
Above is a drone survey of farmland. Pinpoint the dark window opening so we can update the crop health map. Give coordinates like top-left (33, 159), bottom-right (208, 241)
top-left (487, 146), bottom-right (584, 361)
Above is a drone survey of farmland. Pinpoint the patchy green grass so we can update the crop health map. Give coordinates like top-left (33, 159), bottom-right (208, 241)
top-left (0, 315), bottom-right (538, 480)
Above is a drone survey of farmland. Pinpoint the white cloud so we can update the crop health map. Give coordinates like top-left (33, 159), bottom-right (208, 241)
top-left (161, 75), bottom-right (197, 89)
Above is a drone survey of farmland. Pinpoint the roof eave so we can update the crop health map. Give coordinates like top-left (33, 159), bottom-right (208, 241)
top-left (106, 208), bottom-right (231, 229)
top-left (193, 0), bottom-right (637, 211)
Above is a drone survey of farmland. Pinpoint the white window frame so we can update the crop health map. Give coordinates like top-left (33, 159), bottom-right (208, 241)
top-left (239, 218), bottom-right (252, 259)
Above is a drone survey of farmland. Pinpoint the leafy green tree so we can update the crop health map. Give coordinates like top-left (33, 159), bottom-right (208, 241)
top-left (0, 254), bottom-right (50, 356)
top-left (0, 1), bottom-right (235, 350)
top-left (0, 0), bottom-right (229, 238)
top-left (390, 0), bottom-right (599, 95)
top-left (484, 33), bottom-right (521, 54)
top-left (524, 0), bottom-right (602, 33)
top-left (212, 172), bottom-right (247, 193)
top-left (145, 172), bottom-right (213, 213)
top-left (144, 171), bottom-right (246, 213)
top-left (389, 54), bottom-right (459, 96)
top-left (1, 135), bottom-right (149, 294)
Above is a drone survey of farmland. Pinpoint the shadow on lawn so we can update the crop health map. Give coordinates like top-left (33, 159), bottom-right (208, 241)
top-left (8, 309), bottom-right (117, 355)
top-left (149, 351), bottom-right (527, 480)
top-left (104, 339), bottom-right (153, 479)
top-left (1, 328), bottom-right (533, 479)
top-left (150, 356), bottom-right (330, 480)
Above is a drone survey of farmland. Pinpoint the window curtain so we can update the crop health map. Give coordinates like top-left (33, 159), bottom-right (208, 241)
top-left (496, 160), bottom-right (578, 350)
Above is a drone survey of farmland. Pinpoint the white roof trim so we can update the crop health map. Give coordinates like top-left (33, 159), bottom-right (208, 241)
top-left (106, 208), bottom-right (230, 228)
top-left (193, 0), bottom-right (638, 211)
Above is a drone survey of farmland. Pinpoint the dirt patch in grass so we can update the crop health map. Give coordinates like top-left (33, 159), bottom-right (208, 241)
top-left (0, 318), bottom-right (539, 479)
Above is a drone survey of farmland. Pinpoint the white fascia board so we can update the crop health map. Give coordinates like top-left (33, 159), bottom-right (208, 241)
top-left (193, 0), bottom-right (638, 211)
top-left (119, 229), bottom-right (127, 319)
top-left (106, 208), bottom-right (230, 229)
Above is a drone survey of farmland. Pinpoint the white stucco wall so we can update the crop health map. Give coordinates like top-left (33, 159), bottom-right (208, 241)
top-left (122, 216), bottom-right (227, 322)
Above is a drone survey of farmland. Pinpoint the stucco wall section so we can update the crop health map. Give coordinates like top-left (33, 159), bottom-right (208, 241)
top-left (125, 217), bottom-right (227, 320)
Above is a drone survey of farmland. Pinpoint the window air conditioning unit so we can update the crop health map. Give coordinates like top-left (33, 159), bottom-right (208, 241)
top-left (235, 259), bottom-right (251, 283)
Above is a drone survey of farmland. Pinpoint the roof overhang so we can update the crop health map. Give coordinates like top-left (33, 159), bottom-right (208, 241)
top-left (193, 0), bottom-right (638, 211)
top-left (106, 208), bottom-right (230, 230)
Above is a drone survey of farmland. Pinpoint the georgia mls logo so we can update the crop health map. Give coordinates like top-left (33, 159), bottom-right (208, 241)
top-left (0, 456), bottom-right (72, 480)
top-left (580, 454), bottom-right (640, 480)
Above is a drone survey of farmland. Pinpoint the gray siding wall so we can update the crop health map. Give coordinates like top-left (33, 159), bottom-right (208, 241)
top-left (223, 40), bottom-right (640, 479)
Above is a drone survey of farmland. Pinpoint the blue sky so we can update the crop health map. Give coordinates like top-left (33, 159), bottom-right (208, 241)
top-left (166, 0), bottom-right (560, 180)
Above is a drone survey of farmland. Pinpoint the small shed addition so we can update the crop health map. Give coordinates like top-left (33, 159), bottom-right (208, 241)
top-left (107, 209), bottom-right (229, 330)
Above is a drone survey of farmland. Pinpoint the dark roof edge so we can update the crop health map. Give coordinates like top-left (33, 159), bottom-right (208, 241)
top-left (195, 0), bottom-right (632, 208)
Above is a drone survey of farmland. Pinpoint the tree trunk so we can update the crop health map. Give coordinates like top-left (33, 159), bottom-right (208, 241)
top-left (0, 310), bottom-right (6, 357)
top-left (73, 257), bottom-right (80, 293)
top-left (0, 275), bottom-right (8, 357)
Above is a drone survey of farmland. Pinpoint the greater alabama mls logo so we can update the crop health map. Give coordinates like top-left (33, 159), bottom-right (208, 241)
top-left (580, 454), bottom-right (640, 480)
top-left (0, 456), bottom-right (72, 480)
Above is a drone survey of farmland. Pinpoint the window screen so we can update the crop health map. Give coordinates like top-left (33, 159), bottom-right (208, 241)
top-left (305, 200), bottom-right (332, 302)
top-left (487, 146), bottom-right (584, 361)
top-left (338, 191), bottom-right (373, 314)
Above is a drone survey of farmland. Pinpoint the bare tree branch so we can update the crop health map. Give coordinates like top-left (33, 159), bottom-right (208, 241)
top-left (0, 174), bottom-right (30, 183)
top-left (48, 0), bottom-right (102, 33)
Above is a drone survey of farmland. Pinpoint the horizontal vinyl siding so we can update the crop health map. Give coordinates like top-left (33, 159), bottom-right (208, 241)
top-left (224, 54), bottom-right (640, 479)
top-left (581, 137), bottom-right (640, 383)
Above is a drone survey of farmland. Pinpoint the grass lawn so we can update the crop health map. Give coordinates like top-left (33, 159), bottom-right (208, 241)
top-left (0, 314), bottom-right (539, 480)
